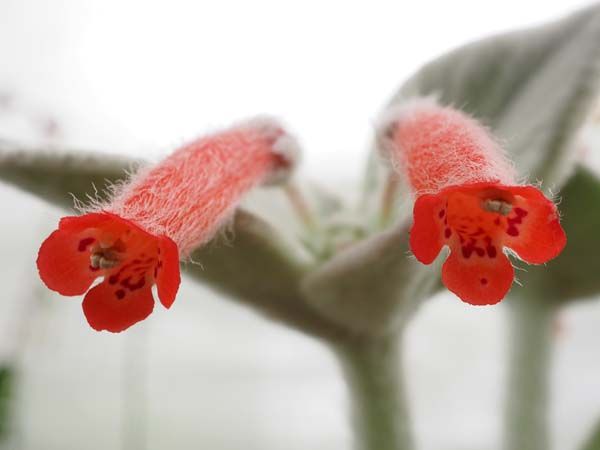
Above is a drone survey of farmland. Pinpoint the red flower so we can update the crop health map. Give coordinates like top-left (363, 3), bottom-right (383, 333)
top-left (410, 182), bottom-right (566, 304)
top-left (379, 98), bottom-right (566, 305)
top-left (36, 118), bottom-right (298, 332)
top-left (37, 212), bottom-right (180, 332)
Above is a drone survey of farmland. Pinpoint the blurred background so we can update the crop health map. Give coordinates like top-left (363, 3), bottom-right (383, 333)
top-left (1, 1), bottom-right (600, 449)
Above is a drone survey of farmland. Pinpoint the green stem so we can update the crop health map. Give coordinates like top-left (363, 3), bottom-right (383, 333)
top-left (334, 335), bottom-right (414, 450)
top-left (121, 328), bottom-right (148, 450)
top-left (581, 420), bottom-right (600, 450)
top-left (503, 298), bottom-right (556, 450)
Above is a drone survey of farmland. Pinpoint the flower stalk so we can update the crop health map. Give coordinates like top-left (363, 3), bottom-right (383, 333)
top-left (283, 182), bottom-right (319, 232)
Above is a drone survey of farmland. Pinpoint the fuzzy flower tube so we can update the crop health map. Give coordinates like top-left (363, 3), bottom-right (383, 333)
top-left (378, 99), bottom-right (566, 305)
top-left (37, 118), bottom-right (299, 332)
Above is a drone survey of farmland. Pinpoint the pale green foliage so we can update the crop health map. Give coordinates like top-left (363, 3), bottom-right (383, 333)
top-left (0, 141), bottom-right (139, 210)
top-left (392, 4), bottom-right (600, 189)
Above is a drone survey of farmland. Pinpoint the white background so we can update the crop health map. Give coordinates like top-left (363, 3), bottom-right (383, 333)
top-left (0, 1), bottom-right (599, 449)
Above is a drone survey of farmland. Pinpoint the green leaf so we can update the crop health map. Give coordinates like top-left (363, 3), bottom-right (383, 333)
top-left (187, 210), bottom-right (350, 340)
top-left (519, 166), bottom-right (600, 303)
top-left (0, 141), bottom-right (138, 209)
top-left (391, 4), bottom-right (600, 189)
top-left (301, 221), bottom-right (441, 336)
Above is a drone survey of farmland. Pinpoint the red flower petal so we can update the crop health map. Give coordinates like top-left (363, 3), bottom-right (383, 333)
top-left (442, 249), bottom-right (514, 305)
top-left (37, 229), bottom-right (99, 296)
top-left (410, 194), bottom-right (445, 264)
top-left (38, 211), bottom-right (182, 332)
top-left (82, 280), bottom-right (154, 332)
top-left (58, 213), bottom-right (112, 232)
top-left (504, 186), bottom-right (567, 264)
top-left (156, 236), bottom-right (181, 309)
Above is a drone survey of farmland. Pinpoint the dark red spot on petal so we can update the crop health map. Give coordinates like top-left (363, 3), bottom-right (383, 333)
top-left (507, 226), bottom-right (519, 237)
top-left (154, 260), bottom-right (163, 278)
top-left (439, 209), bottom-right (445, 218)
top-left (121, 277), bottom-right (146, 291)
top-left (470, 227), bottom-right (485, 237)
top-left (480, 278), bottom-right (488, 285)
top-left (462, 246), bottom-right (473, 258)
top-left (108, 274), bottom-right (119, 285)
top-left (487, 246), bottom-right (497, 258)
top-left (89, 265), bottom-right (100, 272)
top-left (115, 289), bottom-right (126, 299)
top-left (78, 237), bottom-right (95, 252)
top-left (444, 228), bottom-right (452, 238)
top-left (494, 218), bottom-right (501, 226)
top-left (514, 207), bottom-right (528, 218)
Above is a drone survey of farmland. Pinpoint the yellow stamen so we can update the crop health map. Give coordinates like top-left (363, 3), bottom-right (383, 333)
top-left (90, 249), bottom-right (120, 269)
top-left (483, 199), bottom-right (513, 216)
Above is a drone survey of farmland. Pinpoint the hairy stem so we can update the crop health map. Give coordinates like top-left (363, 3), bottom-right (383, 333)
top-left (334, 335), bottom-right (414, 450)
top-left (503, 297), bottom-right (556, 450)
top-left (283, 182), bottom-right (318, 232)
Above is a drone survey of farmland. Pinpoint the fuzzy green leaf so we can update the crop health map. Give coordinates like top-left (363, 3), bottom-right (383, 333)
top-left (392, 4), bottom-right (600, 188)
top-left (301, 221), bottom-right (441, 337)
top-left (187, 210), bottom-right (350, 340)
top-left (0, 141), bottom-right (138, 209)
